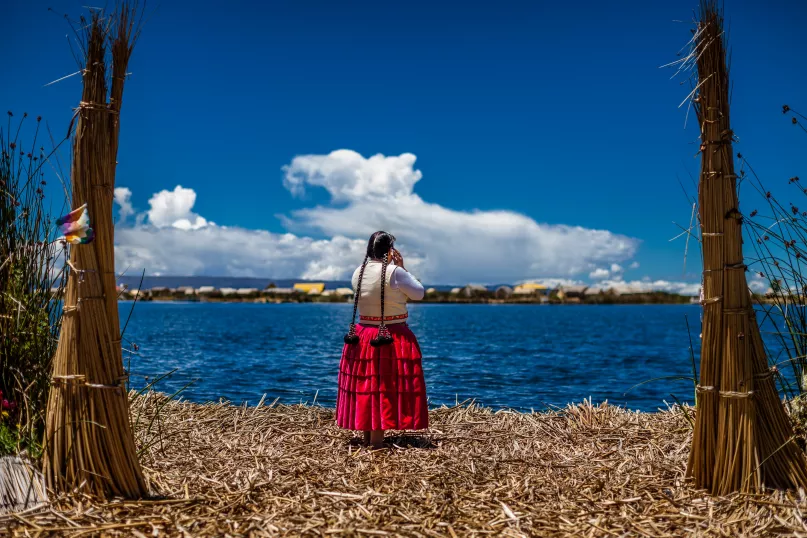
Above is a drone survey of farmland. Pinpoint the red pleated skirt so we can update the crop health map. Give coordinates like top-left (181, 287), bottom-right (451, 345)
top-left (336, 323), bottom-right (429, 431)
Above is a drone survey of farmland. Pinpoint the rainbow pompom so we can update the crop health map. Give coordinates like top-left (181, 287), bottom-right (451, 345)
top-left (56, 204), bottom-right (95, 245)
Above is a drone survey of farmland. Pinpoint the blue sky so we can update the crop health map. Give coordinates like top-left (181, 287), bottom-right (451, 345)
top-left (2, 0), bottom-right (805, 287)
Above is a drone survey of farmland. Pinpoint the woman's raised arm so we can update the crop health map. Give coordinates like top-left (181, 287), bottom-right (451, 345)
top-left (390, 267), bottom-right (425, 300)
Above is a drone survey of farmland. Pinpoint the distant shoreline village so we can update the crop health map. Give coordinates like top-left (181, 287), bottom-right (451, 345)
top-left (102, 278), bottom-right (699, 305)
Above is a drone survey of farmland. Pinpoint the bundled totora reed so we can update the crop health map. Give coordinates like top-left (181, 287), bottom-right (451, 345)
top-left (43, 5), bottom-right (147, 498)
top-left (687, 0), bottom-right (807, 494)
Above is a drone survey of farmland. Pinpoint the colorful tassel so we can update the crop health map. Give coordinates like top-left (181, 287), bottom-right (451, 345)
top-left (56, 204), bottom-right (95, 244)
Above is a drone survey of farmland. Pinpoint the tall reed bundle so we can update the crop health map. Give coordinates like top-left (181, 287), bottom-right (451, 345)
top-left (43, 5), bottom-right (146, 497)
top-left (687, 0), bottom-right (807, 494)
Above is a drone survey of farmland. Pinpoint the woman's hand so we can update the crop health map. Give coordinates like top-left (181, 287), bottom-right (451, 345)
top-left (390, 248), bottom-right (405, 269)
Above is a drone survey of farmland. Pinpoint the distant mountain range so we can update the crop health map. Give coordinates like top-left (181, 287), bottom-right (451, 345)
top-left (116, 275), bottom-right (461, 292)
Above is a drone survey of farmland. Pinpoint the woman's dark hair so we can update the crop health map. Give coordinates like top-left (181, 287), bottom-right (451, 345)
top-left (344, 231), bottom-right (395, 346)
top-left (366, 231), bottom-right (395, 260)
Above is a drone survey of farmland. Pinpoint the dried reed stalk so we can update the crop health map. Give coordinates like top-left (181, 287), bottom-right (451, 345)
top-left (0, 456), bottom-right (47, 514)
top-left (10, 398), bottom-right (807, 536)
top-left (43, 5), bottom-right (146, 498)
top-left (688, 0), bottom-right (807, 494)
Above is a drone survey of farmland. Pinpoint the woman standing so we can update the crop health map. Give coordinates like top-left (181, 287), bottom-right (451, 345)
top-left (336, 231), bottom-right (428, 448)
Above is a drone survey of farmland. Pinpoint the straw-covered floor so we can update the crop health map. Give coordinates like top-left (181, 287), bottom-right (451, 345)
top-left (4, 395), bottom-right (807, 537)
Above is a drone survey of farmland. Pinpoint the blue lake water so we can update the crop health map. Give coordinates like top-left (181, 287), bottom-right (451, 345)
top-left (120, 302), bottom-right (722, 412)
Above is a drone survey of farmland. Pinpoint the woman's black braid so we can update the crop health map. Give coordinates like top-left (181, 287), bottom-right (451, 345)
top-left (371, 253), bottom-right (394, 347)
top-left (344, 256), bottom-right (369, 344)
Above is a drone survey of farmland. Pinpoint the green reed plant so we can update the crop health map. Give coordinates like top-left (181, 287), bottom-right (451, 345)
top-left (0, 112), bottom-right (69, 456)
top-left (741, 105), bottom-right (807, 407)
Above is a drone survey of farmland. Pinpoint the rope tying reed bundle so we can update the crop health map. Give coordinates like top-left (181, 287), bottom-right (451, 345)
top-left (61, 293), bottom-right (107, 314)
top-left (51, 375), bottom-right (86, 382)
top-left (77, 101), bottom-right (120, 114)
top-left (704, 264), bottom-right (747, 273)
top-left (720, 391), bottom-right (754, 399)
top-left (52, 373), bottom-right (129, 390)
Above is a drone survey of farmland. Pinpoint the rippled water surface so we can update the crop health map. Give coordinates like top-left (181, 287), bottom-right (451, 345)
top-left (120, 302), bottom-right (716, 412)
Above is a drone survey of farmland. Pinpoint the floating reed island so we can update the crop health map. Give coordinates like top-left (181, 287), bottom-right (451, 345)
top-left (5, 395), bottom-right (807, 536)
top-left (106, 282), bottom-right (697, 305)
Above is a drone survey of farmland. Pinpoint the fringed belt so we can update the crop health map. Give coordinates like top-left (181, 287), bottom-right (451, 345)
top-left (360, 313), bottom-right (408, 322)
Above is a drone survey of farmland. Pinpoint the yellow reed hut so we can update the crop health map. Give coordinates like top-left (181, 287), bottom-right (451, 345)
top-left (293, 282), bottom-right (326, 295)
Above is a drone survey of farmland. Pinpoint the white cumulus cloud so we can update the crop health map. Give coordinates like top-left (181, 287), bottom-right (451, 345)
top-left (518, 278), bottom-right (585, 289)
top-left (284, 150), bottom-right (422, 202)
top-left (115, 226), bottom-right (365, 279)
top-left (110, 149), bottom-right (702, 291)
top-left (598, 278), bottom-right (701, 296)
top-left (747, 273), bottom-right (770, 294)
top-left (114, 187), bottom-right (134, 222)
top-left (280, 150), bottom-right (639, 283)
top-left (147, 186), bottom-right (208, 230)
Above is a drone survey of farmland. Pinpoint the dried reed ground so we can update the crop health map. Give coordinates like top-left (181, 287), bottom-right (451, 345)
top-left (5, 395), bottom-right (807, 537)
